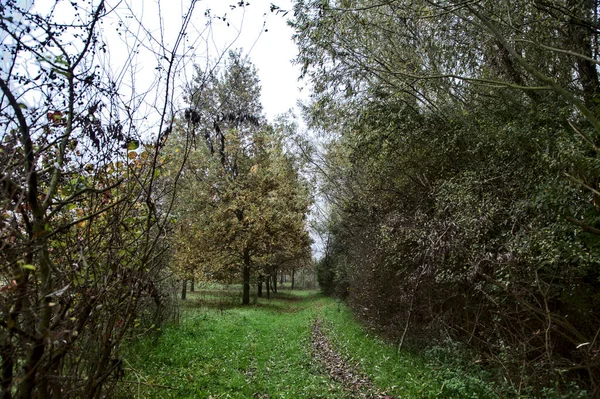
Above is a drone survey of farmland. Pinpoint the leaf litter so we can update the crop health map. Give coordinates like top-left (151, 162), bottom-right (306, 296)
top-left (311, 319), bottom-right (395, 399)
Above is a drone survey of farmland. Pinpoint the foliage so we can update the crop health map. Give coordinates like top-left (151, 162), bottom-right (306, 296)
top-left (168, 52), bottom-right (312, 304)
top-left (0, 1), bottom-right (197, 396)
top-left (292, 0), bottom-right (600, 394)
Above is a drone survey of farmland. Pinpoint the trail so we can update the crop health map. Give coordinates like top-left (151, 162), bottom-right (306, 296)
top-left (311, 319), bottom-right (394, 399)
top-left (120, 290), bottom-right (407, 398)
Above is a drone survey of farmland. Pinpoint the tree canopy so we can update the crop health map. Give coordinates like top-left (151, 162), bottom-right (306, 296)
top-left (169, 52), bottom-right (312, 305)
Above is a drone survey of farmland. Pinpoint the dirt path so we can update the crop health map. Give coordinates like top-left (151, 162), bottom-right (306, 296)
top-left (311, 319), bottom-right (394, 399)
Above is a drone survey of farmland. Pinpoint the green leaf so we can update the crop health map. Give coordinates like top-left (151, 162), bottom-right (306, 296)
top-left (52, 68), bottom-right (71, 78)
top-left (128, 140), bottom-right (140, 151)
top-left (54, 55), bottom-right (69, 66)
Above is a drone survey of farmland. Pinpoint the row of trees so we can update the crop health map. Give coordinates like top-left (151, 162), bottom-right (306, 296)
top-left (292, 0), bottom-right (600, 395)
top-left (168, 51), bottom-right (312, 305)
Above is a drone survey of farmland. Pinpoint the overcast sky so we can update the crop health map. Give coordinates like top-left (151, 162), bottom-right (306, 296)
top-left (104, 0), bottom-right (306, 123)
top-left (192, 0), bottom-right (306, 121)
top-left (4, 0), bottom-right (306, 123)
top-left (217, 0), bottom-right (307, 121)
top-left (209, 0), bottom-right (308, 119)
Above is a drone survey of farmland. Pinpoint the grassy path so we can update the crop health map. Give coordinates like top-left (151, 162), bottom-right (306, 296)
top-left (118, 290), bottom-right (498, 398)
top-left (310, 318), bottom-right (393, 398)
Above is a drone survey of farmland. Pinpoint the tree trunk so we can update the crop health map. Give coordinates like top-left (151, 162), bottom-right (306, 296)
top-left (567, 0), bottom-right (599, 111)
top-left (242, 249), bottom-right (251, 305)
top-left (190, 277), bottom-right (195, 292)
top-left (266, 275), bottom-right (271, 300)
top-left (181, 279), bottom-right (187, 300)
top-left (291, 268), bottom-right (295, 290)
top-left (1, 342), bottom-right (14, 399)
top-left (257, 274), bottom-right (263, 297)
top-left (272, 271), bottom-right (278, 294)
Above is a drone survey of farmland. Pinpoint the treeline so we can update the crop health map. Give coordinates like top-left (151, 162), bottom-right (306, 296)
top-left (168, 51), bottom-right (312, 305)
top-left (291, 0), bottom-right (600, 395)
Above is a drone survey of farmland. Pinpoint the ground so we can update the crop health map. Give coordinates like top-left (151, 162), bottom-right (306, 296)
top-left (117, 288), bottom-right (499, 398)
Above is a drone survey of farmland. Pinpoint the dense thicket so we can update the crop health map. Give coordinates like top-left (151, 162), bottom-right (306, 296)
top-left (292, 0), bottom-right (600, 394)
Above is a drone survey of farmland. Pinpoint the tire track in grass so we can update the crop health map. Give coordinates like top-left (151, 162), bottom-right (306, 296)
top-left (311, 319), bottom-right (395, 399)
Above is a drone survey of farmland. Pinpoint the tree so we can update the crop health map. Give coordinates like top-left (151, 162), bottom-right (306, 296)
top-left (0, 0), bottom-right (206, 396)
top-left (169, 52), bottom-right (312, 305)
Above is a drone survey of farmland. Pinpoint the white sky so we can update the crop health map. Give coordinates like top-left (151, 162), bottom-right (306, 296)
top-left (103, 0), bottom-right (306, 123)
top-left (3, 0), bottom-right (305, 120)
top-left (214, 0), bottom-right (307, 121)
top-left (3, 0), bottom-right (306, 128)
top-left (203, 0), bottom-right (308, 121)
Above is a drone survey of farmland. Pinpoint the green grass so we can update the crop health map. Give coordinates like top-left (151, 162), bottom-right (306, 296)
top-left (118, 289), bottom-right (499, 398)
top-left (317, 303), bottom-right (499, 399)
top-left (119, 290), bottom-right (351, 398)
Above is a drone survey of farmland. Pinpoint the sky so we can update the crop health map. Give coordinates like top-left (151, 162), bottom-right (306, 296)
top-left (104, 0), bottom-right (307, 123)
top-left (209, 0), bottom-right (307, 121)
top-left (3, 0), bottom-right (307, 127)
top-left (201, 0), bottom-right (309, 121)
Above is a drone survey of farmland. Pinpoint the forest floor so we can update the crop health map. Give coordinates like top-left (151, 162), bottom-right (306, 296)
top-left (117, 288), bottom-right (499, 398)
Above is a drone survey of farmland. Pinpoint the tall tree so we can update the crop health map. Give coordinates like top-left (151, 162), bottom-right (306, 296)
top-left (171, 52), bottom-right (312, 305)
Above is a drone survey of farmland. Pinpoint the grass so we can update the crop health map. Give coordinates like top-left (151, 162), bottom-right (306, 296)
top-left (119, 290), bottom-right (351, 398)
top-left (118, 288), bottom-right (500, 398)
top-left (317, 302), bottom-right (499, 398)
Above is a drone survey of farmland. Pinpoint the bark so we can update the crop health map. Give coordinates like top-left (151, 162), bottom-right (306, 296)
top-left (190, 277), bottom-right (195, 292)
top-left (1, 342), bottom-right (13, 399)
top-left (242, 249), bottom-right (251, 305)
top-left (181, 279), bottom-right (187, 300)
top-left (21, 339), bottom-right (45, 398)
top-left (291, 268), bottom-right (295, 290)
top-left (266, 275), bottom-right (271, 300)
top-left (566, 0), bottom-right (599, 111)
top-left (257, 274), bottom-right (263, 297)
top-left (272, 272), bottom-right (278, 294)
